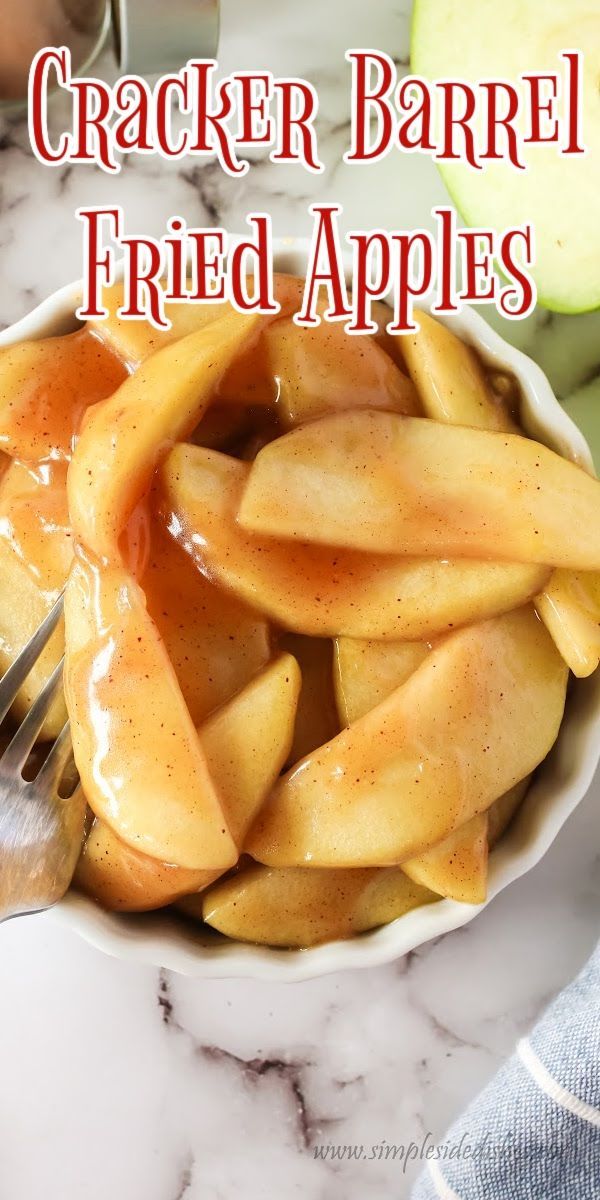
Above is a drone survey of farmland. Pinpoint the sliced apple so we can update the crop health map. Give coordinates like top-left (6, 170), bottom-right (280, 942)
top-left (64, 554), bottom-right (237, 871)
top-left (401, 311), bottom-right (515, 431)
top-left (75, 819), bottom-right (220, 912)
top-left (487, 777), bottom-right (531, 848)
top-left (0, 329), bottom-right (126, 462)
top-left (239, 410), bottom-right (600, 569)
top-left (536, 569), bottom-right (600, 678)
top-left (202, 862), bottom-right (437, 947)
top-left (75, 653), bottom-right (300, 911)
top-left (68, 310), bottom-right (261, 563)
top-left (264, 315), bottom-right (419, 428)
top-left (159, 444), bottom-right (548, 640)
top-left (0, 460), bottom-right (72, 737)
top-left (88, 275), bottom-right (304, 370)
top-left (142, 517), bottom-right (270, 726)
top-left (200, 652), bottom-right (301, 844)
top-left (334, 637), bottom-right (429, 724)
top-left (402, 814), bottom-right (489, 904)
top-left (87, 283), bottom-right (228, 367)
top-left (278, 634), bottom-right (339, 763)
top-left (412, 0), bottom-right (600, 313)
top-left (246, 607), bottom-right (568, 867)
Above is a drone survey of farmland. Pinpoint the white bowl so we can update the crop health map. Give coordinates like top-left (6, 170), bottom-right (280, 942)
top-left (2, 239), bottom-right (599, 980)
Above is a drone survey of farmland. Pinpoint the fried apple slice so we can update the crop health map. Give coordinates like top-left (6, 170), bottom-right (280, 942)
top-left (202, 862), bottom-right (437, 947)
top-left (0, 461), bottom-right (72, 737)
top-left (64, 554), bottom-right (237, 871)
top-left (68, 311), bottom-right (261, 563)
top-left (201, 652), bottom-right (301, 845)
top-left (487, 777), bottom-right (531, 848)
top-left (143, 518), bottom-right (270, 726)
top-left (0, 330), bottom-right (126, 462)
top-left (264, 316), bottom-right (419, 428)
top-left (75, 653), bottom-right (300, 911)
top-left (246, 607), bottom-right (568, 868)
top-left (401, 774), bottom-right (532, 909)
top-left (238, 410), bottom-right (600, 568)
top-left (402, 815), bottom-right (489, 904)
top-left (401, 319), bottom-right (600, 682)
top-left (334, 637), bottom-right (429, 724)
top-left (74, 820), bottom-right (220, 912)
top-left (159, 445), bottom-right (548, 640)
top-left (87, 276), bottom-right (304, 370)
top-left (279, 634), bottom-right (339, 763)
top-left (536, 570), bottom-right (600, 677)
top-left (401, 311), bottom-right (516, 431)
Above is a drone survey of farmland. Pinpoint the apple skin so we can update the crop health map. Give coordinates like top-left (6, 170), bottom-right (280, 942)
top-left (411, 0), bottom-right (600, 314)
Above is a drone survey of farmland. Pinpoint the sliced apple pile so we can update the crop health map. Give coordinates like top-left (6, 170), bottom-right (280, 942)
top-left (239, 410), bottom-right (600, 568)
top-left (158, 444), bottom-right (547, 640)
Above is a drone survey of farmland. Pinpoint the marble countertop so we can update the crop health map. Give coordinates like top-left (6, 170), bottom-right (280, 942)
top-left (0, 2), bottom-right (599, 1196)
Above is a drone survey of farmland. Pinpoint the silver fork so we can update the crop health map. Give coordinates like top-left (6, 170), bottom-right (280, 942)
top-left (0, 594), bottom-right (86, 921)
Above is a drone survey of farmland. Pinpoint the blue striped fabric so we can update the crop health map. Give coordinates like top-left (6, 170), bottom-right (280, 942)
top-left (412, 943), bottom-right (600, 1199)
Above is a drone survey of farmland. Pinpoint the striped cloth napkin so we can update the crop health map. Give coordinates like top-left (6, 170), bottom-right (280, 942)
top-left (412, 942), bottom-right (600, 1199)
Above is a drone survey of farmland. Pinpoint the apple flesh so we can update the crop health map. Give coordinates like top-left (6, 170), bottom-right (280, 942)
top-left (142, 517), bottom-right (270, 726)
top-left (402, 815), bottom-right (488, 904)
top-left (239, 410), bottom-right (600, 569)
top-left (246, 607), bottom-right (568, 867)
top-left (0, 330), bottom-right (126, 462)
top-left (412, 0), bottom-right (600, 313)
top-left (263, 314), bottom-right (419, 427)
top-left (278, 634), bottom-right (339, 764)
top-left (64, 554), bottom-right (237, 871)
top-left (74, 819), bottom-right (221, 912)
top-left (334, 637), bottom-right (429, 725)
top-left (159, 444), bottom-right (548, 640)
top-left (0, 461), bottom-right (72, 738)
top-left (536, 570), bottom-right (600, 678)
top-left (401, 311), bottom-right (516, 432)
top-left (68, 311), bottom-right (261, 564)
top-left (487, 777), bottom-right (531, 848)
top-left (200, 652), bottom-right (301, 845)
top-left (202, 861), bottom-right (437, 947)
top-left (75, 653), bottom-right (300, 911)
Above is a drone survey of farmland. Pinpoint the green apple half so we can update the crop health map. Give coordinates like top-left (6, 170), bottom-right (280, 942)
top-left (412, 0), bottom-right (600, 312)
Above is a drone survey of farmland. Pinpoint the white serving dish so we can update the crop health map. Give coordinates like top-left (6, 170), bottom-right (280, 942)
top-left (1, 239), bottom-right (599, 981)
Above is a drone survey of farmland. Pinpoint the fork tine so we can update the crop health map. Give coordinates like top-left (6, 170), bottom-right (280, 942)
top-left (0, 592), bottom-right (64, 726)
top-left (35, 720), bottom-right (77, 793)
top-left (1, 657), bottom-right (65, 774)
